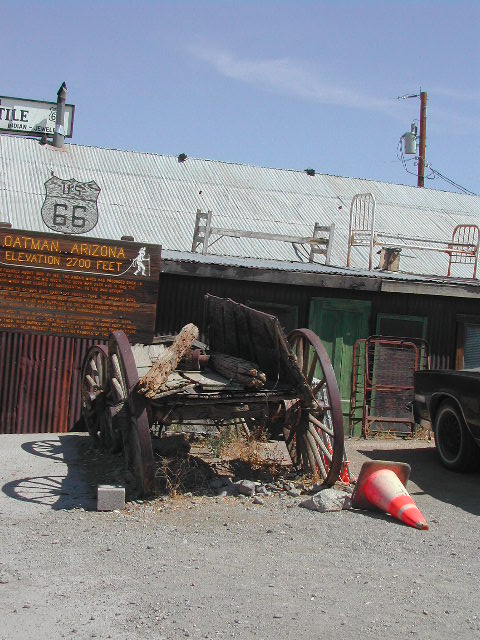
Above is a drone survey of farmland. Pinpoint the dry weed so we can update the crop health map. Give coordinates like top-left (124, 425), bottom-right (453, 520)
top-left (413, 425), bottom-right (433, 440)
top-left (155, 453), bottom-right (211, 497)
top-left (218, 425), bottom-right (287, 479)
top-left (365, 426), bottom-right (432, 441)
top-left (154, 422), bottom-right (292, 497)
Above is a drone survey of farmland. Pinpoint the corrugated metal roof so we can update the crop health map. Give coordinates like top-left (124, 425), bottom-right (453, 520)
top-left (1, 135), bottom-right (479, 279)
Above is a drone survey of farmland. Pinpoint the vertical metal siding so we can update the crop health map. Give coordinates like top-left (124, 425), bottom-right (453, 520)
top-left (371, 292), bottom-right (479, 370)
top-left (0, 332), bottom-right (22, 429)
top-left (156, 273), bottom-right (480, 372)
top-left (156, 274), bottom-right (312, 340)
top-left (0, 332), bottom-right (102, 434)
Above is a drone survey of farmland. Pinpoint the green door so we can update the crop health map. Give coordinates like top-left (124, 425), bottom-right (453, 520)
top-left (309, 298), bottom-right (371, 433)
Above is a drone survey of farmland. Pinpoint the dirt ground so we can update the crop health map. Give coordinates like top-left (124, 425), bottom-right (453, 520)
top-left (0, 432), bottom-right (479, 640)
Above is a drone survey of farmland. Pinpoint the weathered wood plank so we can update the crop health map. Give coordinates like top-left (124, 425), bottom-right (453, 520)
top-left (181, 370), bottom-right (246, 391)
top-left (138, 324), bottom-right (199, 396)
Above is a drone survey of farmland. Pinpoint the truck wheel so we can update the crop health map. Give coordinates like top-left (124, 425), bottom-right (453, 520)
top-left (434, 401), bottom-right (480, 472)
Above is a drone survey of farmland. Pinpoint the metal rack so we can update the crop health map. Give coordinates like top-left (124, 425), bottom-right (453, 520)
top-left (346, 193), bottom-right (479, 278)
top-left (349, 335), bottom-right (430, 437)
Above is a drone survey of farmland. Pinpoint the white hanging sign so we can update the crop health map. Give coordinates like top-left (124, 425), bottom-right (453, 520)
top-left (0, 96), bottom-right (75, 137)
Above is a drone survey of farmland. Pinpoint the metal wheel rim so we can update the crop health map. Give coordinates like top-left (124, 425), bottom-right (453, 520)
top-left (108, 331), bottom-right (155, 496)
top-left (437, 410), bottom-right (462, 463)
top-left (285, 329), bottom-right (344, 485)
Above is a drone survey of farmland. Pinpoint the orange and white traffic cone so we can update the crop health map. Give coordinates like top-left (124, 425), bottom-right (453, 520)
top-left (351, 460), bottom-right (428, 530)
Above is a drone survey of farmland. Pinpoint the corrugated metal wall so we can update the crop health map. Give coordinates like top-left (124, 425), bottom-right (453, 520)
top-left (156, 274), bottom-right (312, 338)
top-left (155, 273), bottom-right (479, 370)
top-left (369, 292), bottom-right (467, 370)
top-left (0, 332), bottom-right (101, 434)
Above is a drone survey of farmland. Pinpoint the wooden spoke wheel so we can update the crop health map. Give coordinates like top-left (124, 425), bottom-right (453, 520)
top-left (81, 345), bottom-right (120, 451)
top-left (108, 331), bottom-right (155, 497)
top-left (285, 329), bottom-right (344, 486)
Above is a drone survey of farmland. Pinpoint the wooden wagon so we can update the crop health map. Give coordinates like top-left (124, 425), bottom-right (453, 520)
top-left (81, 296), bottom-right (345, 496)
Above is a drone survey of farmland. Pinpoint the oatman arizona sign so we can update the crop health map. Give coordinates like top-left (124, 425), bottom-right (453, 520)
top-left (0, 95), bottom-right (75, 137)
top-left (0, 229), bottom-right (162, 342)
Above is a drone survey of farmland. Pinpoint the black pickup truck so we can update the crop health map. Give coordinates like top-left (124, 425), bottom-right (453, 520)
top-left (414, 369), bottom-right (480, 472)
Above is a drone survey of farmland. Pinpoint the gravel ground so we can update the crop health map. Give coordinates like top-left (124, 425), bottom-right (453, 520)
top-left (0, 432), bottom-right (479, 640)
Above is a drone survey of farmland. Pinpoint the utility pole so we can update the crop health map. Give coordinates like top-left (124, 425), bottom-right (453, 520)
top-left (417, 91), bottom-right (427, 188)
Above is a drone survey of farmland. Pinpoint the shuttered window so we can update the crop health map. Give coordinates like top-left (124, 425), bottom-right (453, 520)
top-left (464, 324), bottom-right (480, 369)
top-left (376, 314), bottom-right (427, 340)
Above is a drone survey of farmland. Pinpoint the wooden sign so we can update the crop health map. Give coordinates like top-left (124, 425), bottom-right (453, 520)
top-left (0, 229), bottom-right (161, 342)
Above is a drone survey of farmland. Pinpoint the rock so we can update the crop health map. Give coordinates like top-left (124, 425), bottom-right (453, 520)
top-left (234, 480), bottom-right (256, 496)
top-left (341, 483), bottom-right (355, 495)
top-left (253, 497), bottom-right (264, 505)
top-left (255, 485), bottom-right (270, 495)
top-left (287, 488), bottom-right (302, 497)
top-left (299, 488), bottom-right (352, 512)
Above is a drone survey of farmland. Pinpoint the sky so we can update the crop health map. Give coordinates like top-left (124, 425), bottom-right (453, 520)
top-left (2, 1), bottom-right (479, 195)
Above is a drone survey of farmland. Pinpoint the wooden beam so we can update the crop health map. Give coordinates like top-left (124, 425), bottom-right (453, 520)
top-left (209, 226), bottom-right (330, 245)
top-left (161, 258), bottom-right (480, 298)
top-left (161, 259), bottom-right (382, 291)
top-left (381, 280), bottom-right (480, 299)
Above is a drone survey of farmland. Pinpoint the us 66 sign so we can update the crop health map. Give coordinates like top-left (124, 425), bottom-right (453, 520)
top-left (41, 176), bottom-right (100, 234)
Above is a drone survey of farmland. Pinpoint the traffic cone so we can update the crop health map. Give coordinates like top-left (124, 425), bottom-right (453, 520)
top-left (339, 445), bottom-right (354, 485)
top-left (351, 460), bottom-right (428, 530)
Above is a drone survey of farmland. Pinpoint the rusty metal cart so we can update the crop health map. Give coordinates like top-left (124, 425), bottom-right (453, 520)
top-left (81, 296), bottom-right (344, 496)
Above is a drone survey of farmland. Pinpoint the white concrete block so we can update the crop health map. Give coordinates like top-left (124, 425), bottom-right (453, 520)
top-left (97, 485), bottom-right (125, 511)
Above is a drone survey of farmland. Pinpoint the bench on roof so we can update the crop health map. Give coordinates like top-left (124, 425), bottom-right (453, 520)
top-left (191, 209), bottom-right (335, 265)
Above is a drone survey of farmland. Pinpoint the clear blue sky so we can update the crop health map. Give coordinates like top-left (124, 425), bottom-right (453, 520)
top-left (3, 1), bottom-right (479, 194)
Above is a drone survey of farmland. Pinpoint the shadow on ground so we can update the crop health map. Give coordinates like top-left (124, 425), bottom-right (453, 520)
top-left (2, 435), bottom-right (126, 510)
top-left (358, 444), bottom-right (480, 516)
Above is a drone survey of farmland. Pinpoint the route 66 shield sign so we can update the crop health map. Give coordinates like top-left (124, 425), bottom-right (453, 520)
top-left (41, 176), bottom-right (100, 234)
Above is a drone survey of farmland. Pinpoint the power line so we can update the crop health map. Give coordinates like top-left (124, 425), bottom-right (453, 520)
top-left (425, 163), bottom-right (478, 196)
top-left (397, 135), bottom-right (477, 196)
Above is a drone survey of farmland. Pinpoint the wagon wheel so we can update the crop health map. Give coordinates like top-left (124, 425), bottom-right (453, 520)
top-left (81, 345), bottom-right (120, 451)
top-left (108, 331), bottom-right (155, 497)
top-left (285, 329), bottom-right (344, 486)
